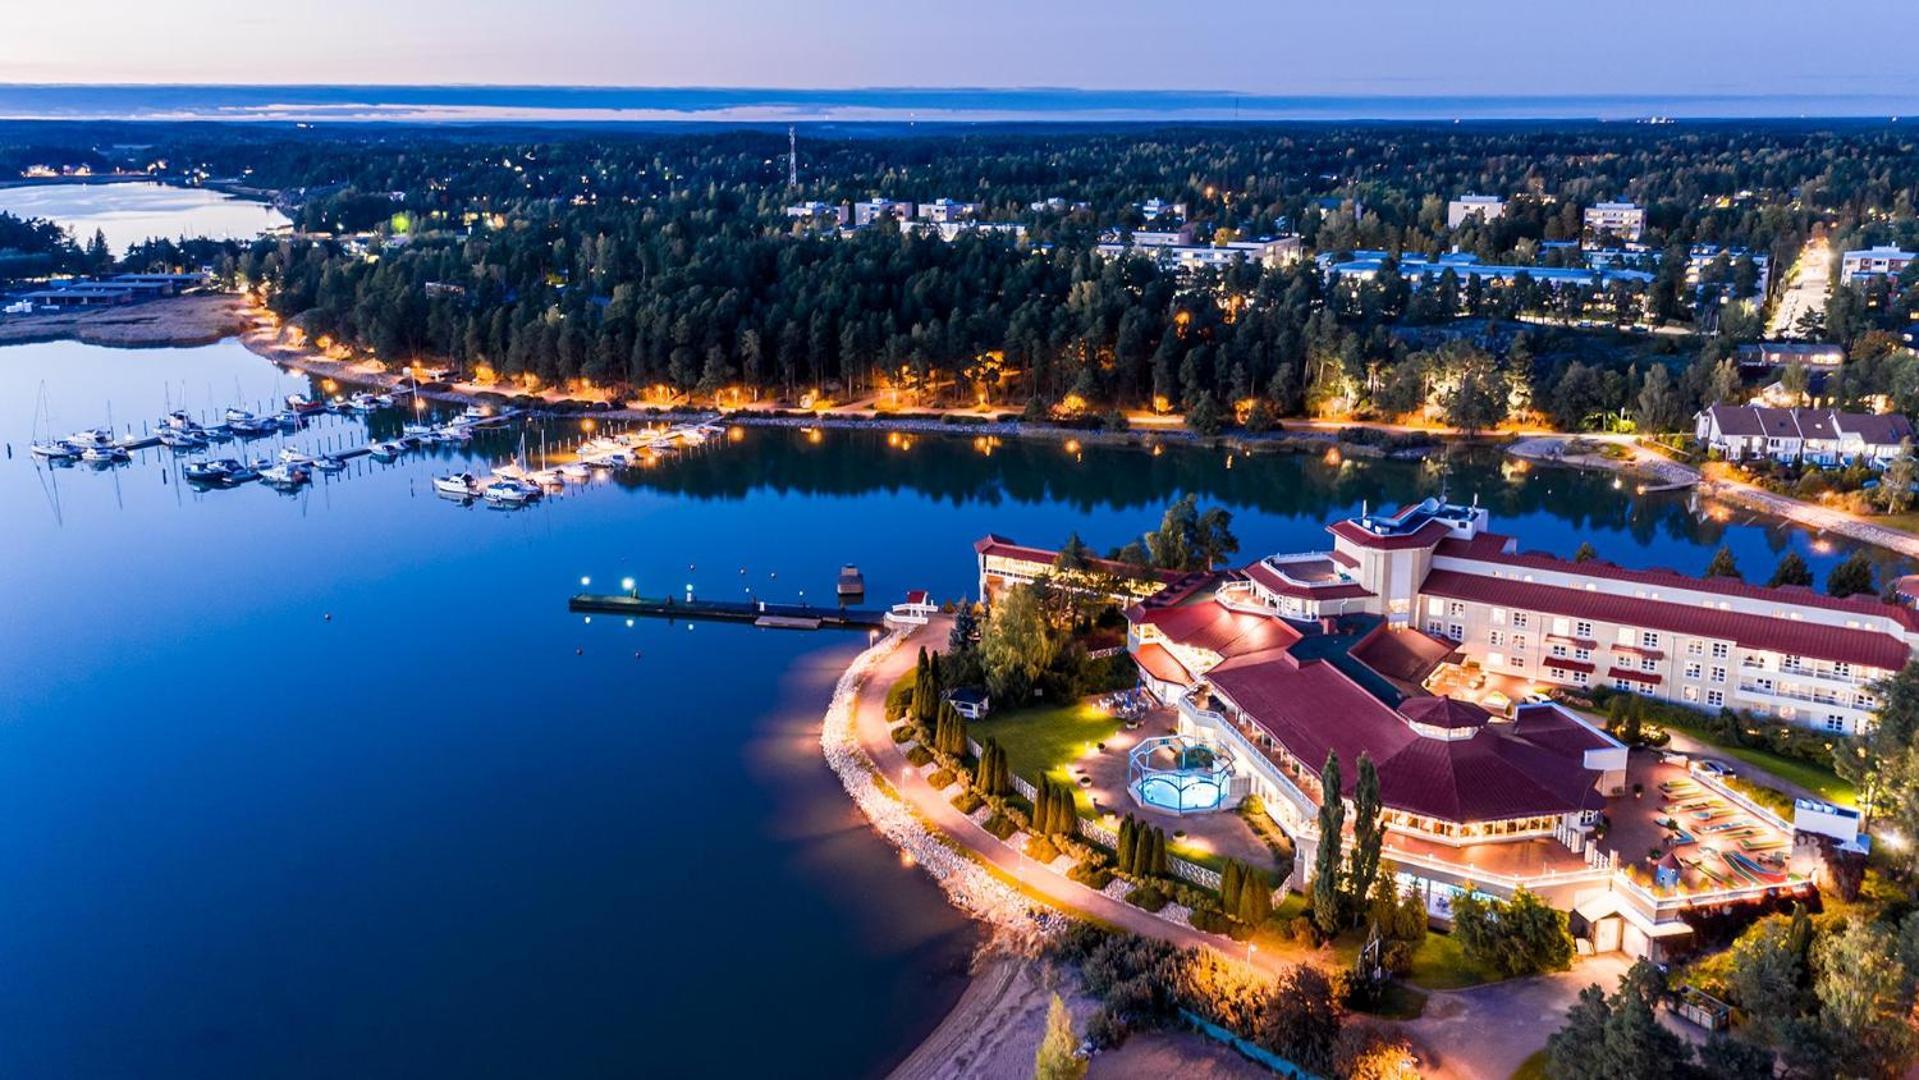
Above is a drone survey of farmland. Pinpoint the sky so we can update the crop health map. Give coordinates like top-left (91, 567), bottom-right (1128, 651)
top-left (5, 0), bottom-right (1918, 101)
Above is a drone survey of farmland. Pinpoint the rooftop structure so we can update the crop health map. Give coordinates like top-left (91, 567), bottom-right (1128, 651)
top-left (1097, 233), bottom-right (1303, 273)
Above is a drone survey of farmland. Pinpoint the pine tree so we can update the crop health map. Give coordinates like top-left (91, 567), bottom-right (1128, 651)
top-left (1312, 751), bottom-right (1346, 935)
top-left (1704, 546), bottom-right (1742, 580)
top-left (1573, 541), bottom-right (1599, 563)
top-left (1220, 859), bottom-right (1244, 916)
top-left (1827, 550), bottom-right (1876, 598)
top-left (1146, 826), bottom-right (1166, 877)
top-left (1767, 552), bottom-right (1814, 588)
top-left (1118, 816), bottom-right (1136, 874)
top-left (1239, 868), bottom-right (1271, 926)
top-left (1033, 992), bottom-right (1087, 1080)
top-left (1347, 754), bottom-right (1384, 924)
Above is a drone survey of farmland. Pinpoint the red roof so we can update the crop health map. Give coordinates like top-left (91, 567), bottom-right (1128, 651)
top-left (974, 535), bottom-right (1184, 583)
top-left (1613, 644), bottom-right (1665, 660)
top-left (1608, 667), bottom-right (1662, 685)
top-left (1134, 643), bottom-right (1192, 685)
top-left (1205, 655), bottom-right (1606, 822)
top-left (1328, 518), bottom-right (1453, 551)
top-left (1543, 656), bottom-right (1596, 674)
top-left (904, 589), bottom-right (929, 605)
top-left (1398, 696), bottom-right (1492, 731)
top-left (1135, 600), bottom-right (1302, 658)
top-left (1421, 569), bottom-right (1911, 671)
top-left (1434, 534), bottom-right (1919, 634)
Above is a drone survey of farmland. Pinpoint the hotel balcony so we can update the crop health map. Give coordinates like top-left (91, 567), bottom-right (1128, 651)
top-left (1736, 681), bottom-right (1860, 712)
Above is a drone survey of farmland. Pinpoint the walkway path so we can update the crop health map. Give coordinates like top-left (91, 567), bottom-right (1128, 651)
top-left (1405, 955), bottom-right (1634, 1080)
top-left (1509, 433), bottom-right (1919, 559)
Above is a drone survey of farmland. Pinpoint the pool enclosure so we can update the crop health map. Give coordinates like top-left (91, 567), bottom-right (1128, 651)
top-left (1127, 735), bottom-right (1237, 814)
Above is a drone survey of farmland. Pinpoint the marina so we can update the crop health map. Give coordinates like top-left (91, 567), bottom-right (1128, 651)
top-left (568, 590), bottom-right (897, 630)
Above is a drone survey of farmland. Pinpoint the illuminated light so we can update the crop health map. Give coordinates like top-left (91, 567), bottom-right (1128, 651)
top-left (1324, 446), bottom-right (1343, 466)
top-left (1152, 395), bottom-right (1173, 415)
top-left (621, 577), bottom-right (636, 591)
top-left (580, 576), bottom-right (592, 587)
top-left (1064, 438), bottom-right (1082, 456)
top-left (727, 426), bottom-right (745, 444)
top-left (581, 418), bottom-right (596, 432)
top-left (887, 431), bottom-right (902, 448)
top-left (625, 618), bottom-right (634, 627)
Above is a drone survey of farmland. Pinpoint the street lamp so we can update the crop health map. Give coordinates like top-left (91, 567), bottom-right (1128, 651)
top-left (580, 576), bottom-right (591, 588)
top-left (621, 576), bottom-right (635, 594)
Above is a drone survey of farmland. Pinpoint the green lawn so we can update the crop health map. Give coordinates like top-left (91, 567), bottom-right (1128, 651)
top-left (1665, 727), bottom-right (1856, 808)
top-left (968, 701), bottom-right (1123, 800)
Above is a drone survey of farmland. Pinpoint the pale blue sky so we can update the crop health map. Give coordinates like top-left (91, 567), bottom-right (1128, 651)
top-left (5, 0), bottom-right (1916, 98)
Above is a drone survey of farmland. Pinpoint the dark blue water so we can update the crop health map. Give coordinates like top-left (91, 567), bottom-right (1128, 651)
top-left (0, 338), bottom-right (1901, 1077)
top-left (1, 85), bottom-right (1915, 123)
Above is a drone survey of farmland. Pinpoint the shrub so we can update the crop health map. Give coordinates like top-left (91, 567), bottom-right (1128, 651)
top-left (1189, 907), bottom-right (1233, 934)
top-left (889, 724), bottom-right (916, 744)
top-left (926, 767), bottom-right (956, 790)
top-left (904, 745), bottom-right (933, 768)
top-left (1025, 834), bottom-right (1063, 864)
top-left (982, 813), bottom-right (1018, 840)
top-left (1128, 884), bottom-right (1170, 912)
top-left (884, 670), bottom-right (917, 721)
top-left (951, 789), bottom-right (985, 814)
top-left (1068, 861), bottom-right (1114, 890)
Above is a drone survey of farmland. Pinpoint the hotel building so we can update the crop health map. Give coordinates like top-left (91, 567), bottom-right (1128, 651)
top-left (1583, 201), bottom-right (1647, 244)
top-left (1446, 194), bottom-right (1506, 229)
top-left (976, 498), bottom-right (1903, 957)
top-left (1840, 245), bottom-right (1917, 285)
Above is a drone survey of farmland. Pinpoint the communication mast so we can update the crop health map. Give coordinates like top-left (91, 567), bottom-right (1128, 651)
top-left (788, 126), bottom-right (798, 188)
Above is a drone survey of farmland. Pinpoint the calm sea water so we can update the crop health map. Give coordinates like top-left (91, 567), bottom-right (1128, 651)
top-left (0, 337), bottom-right (1902, 1077)
top-left (0, 182), bottom-right (288, 254)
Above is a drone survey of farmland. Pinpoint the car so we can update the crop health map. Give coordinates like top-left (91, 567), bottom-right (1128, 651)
top-left (1696, 760), bottom-right (1737, 779)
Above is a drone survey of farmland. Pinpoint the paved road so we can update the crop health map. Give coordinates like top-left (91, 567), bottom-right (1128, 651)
top-left (1402, 955), bottom-right (1637, 1080)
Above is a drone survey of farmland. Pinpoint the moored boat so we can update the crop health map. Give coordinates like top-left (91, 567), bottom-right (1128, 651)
top-left (432, 472), bottom-right (480, 498)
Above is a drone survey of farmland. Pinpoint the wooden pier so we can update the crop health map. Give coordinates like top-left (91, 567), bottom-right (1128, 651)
top-left (567, 592), bottom-right (890, 630)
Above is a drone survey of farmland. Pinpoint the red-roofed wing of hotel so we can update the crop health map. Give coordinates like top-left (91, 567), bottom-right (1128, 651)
top-left (975, 495), bottom-right (1908, 961)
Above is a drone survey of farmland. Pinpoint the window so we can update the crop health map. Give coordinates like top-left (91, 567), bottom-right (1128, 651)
top-left (1447, 601), bottom-right (1465, 617)
top-left (1640, 656), bottom-right (1658, 672)
top-left (1488, 652), bottom-right (1506, 668)
top-left (1575, 621), bottom-right (1593, 638)
top-left (1553, 617), bottom-right (1571, 636)
top-left (1512, 635), bottom-right (1527, 651)
top-left (1551, 643), bottom-right (1567, 658)
top-left (1512, 613), bottom-right (1529, 629)
top-left (1687, 641), bottom-right (1704, 657)
top-left (1683, 686), bottom-right (1699, 702)
top-left (1427, 597), bottom-right (1444, 617)
top-left (1510, 656), bottom-right (1526, 669)
top-left (1489, 630), bottom-right (1504, 648)
top-left (1642, 632), bottom-right (1661, 649)
top-left (1711, 642), bottom-right (1729, 659)
top-left (1572, 670), bottom-right (1590, 687)
top-left (1707, 689), bottom-right (1724, 707)
top-left (1614, 678), bottom-right (1635, 692)
top-left (1825, 715), bottom-right (1848, 733)
top-left (1426, 620), bottom-right (1443, 636)
top-left (1684, 662), bottom-right (1702, 680)
top-left (1835, 662), bottom-right (1852, 680)
top-left (1710, 666), bottom-right (1727, 684)
top-left (1449, 623), bottom-right (1464, 641)
top-left (1491, 607), bottom-right (1507, 625)
top-left (1575, 648), bottom-right (1593, 662)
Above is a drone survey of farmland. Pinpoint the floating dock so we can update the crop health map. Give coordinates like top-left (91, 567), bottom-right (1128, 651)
top-left (568, 593), bottom-right (890, 630)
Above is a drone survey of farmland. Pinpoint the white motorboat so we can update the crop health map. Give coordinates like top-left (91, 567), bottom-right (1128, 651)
top-left (260, 462), bottom-right (311, 488)
top-left (402, 422), bottom-right (436, 440)
top-left (161, 410), bottom-right (200, 431)
top-left (559, 462), bottom-right (592, 482)
top-left (481, 478), bottom-right (541, 505)
top-left (460, 404), bottom-right (490, 421)
top-left (368, 439), bottom-right (408, 460)
top-left (64, 428), bottom-right (114, 449)
top-left (313, 455), bottom-right (348, 473)
top-left (29, 440), bottom-right (80, 461)
top-left (277, 447), bottom-right (315, 465)
top-left (285, 393), bottom-right (325, 415)
top-left (157, 427), bottom-right (209, 450)
top-left (80, 445), bottom-right (129, 464)
top-left (225, 407), bottom-right (256, 424)
top-left (432, 473), bottom-right (479, 498)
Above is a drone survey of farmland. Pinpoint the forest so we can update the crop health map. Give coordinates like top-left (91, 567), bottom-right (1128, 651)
top-left (8, 120), bottom-right (1919, 430)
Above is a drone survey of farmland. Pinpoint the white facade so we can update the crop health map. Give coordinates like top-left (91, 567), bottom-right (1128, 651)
top-left (1096, 234), bottom-right (1303, 273)
top-left (1583, 201), bottom-right (1646, 243)
top-left (852, 199), bottom-right (916, 227)
top-left (916, 198), bottom-right (979, 223)
top-left (1447, 194), bottom-right (1506, 229)
top-left (1840, 245), bottom-right (1916, 285)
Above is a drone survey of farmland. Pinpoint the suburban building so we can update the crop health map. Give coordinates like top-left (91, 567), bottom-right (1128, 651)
top-left (852, 198), bottom-right (916, 227)
top-left (1735, 342), bottom-right (1845, 371)
top-left (973, 496), bottom-right (1875, 957)
top-left (1136, 198), bottom-right (1187, 220)
top-left (905, 220), bottom-right (1027, 243)
top-left (1029, 196), bottom-right (1090, 214)
top-left (784, 201), bottom-right (848, 225)
top-left (1446, 194), bottom-right (1506, 229)
top-left (1685, 245), bottom-right (1771, 298)
top-left (1323, 250), bottom-right (1653, 290)
top-left (1694, 404), bottom-right (1912, 467)
top-left (1840, 245), bottom-right (1917, 285)
top-left (916, 198), bottom-right (980, 223)
top-left (1097, 231), bottom-right (1303, 272)
top-left (1583, 201), bottom-right (1647, 243)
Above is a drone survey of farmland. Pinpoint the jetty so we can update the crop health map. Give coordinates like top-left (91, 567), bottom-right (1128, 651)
top-left (569, 592), bottom-right (891, 630)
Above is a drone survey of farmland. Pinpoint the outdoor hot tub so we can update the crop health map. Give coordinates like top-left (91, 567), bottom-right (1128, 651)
top-left (1127, 734), bottom-right (1237, 814)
